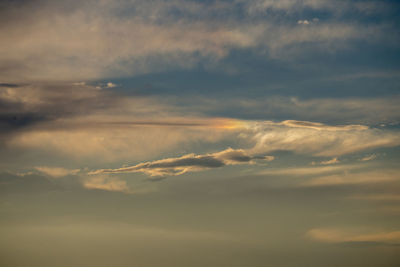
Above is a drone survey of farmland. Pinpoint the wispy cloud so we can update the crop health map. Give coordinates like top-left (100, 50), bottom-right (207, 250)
top-left (82, 175), bottom-right (130, 193)
top-left (249, 120), bottom-right (400, 157)
top-left (35, 166), bottom-right (80, 178)
top-left (360, 154), bottom-right (377, 161)
top-left (90, 148), bottom-right (273, 177)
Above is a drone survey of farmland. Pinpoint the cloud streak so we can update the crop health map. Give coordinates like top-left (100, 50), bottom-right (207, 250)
top-left (90, 148), bottom-right (273, 177)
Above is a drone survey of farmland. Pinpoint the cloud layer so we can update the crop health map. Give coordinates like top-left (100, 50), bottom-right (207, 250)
top-left (1, 0), bottom-right (396, 82)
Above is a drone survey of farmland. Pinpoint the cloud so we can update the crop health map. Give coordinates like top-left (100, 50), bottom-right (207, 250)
top-left (320, 158), bottom-right (340, 165)
top-left (0, 0), bottom-right (392, 82)
top-left (179, 95), bottom-right (400, 126)
top-left (297, 20), bottom-right (310, 25)
top-left (0, 82), bottom-right (119, 135)
top-left (240, 0), bottom-right (388, 15)
top-left (0, 0), bottom-right (255, 82)
top-left (1, 82), bottom-right (235, 162)
top-left (5, 97), bottom-right (398, 167)
top-left (302, 170), bottom-right (399, 187)
top-left (35, 166), bottom-right (80, 178)
top-left (307, 228), bottom-right (400, 245)
top-left (248, 120), bottom-right (400, 157)
top-left (1, 82), bottom-right (398, 168)
top-left (6, 116), bottom-right (235, 163)
top-left (82, 175), bottom-right (130, 193)
top-left (360, 154), bottom-right (377, 161)
top-left (90, 148), bottom-right (273, 177)
top-left (106, 82), bottom-right (117, 88)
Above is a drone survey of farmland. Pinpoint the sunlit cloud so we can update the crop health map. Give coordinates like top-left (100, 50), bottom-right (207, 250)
top-left (87, 118), bottom-right (400, 177)
top-left (249, 120), bottom-right (400, 157)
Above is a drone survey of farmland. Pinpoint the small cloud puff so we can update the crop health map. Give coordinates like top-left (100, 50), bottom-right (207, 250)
top-left (298, 20), bottom-right (310, 25)
top-left (297, 18), bottom-right (319, 25)
top-left (106, 82), bottom-right (117, 88)
top-left (321, 157), bottom-right (340, 165)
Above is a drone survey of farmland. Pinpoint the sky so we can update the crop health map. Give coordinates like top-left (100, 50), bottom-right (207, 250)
top-left (1, 0), bottom-right (400, 266)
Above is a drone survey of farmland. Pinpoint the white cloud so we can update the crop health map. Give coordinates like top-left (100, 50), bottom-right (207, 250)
top-left (298, 20), bottom-right (310, 25)
top-left (106, 82), bottom-right (117, 88)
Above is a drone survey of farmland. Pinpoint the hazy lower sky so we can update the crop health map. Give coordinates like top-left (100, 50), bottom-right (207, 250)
top-left (1, 0), bottom-right (400, 266)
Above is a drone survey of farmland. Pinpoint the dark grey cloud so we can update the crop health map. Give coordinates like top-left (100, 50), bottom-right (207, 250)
top-left (0, 83), bottom-right (20, 88)
top-left (0, 83), bottom-right (121, 140)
